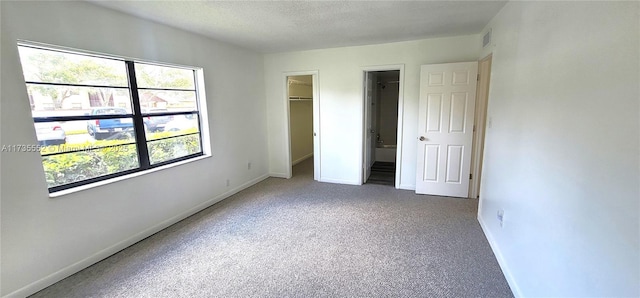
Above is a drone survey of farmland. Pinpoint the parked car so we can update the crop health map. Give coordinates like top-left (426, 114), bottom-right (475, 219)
top-left (35, 122), bottom-right (66, 145)
top-left (142, 108), bottom-right (172, 132)
top-left (86, 107), bottom-right (133, 140)
top-left (164, 115), bottom-right (198, 132)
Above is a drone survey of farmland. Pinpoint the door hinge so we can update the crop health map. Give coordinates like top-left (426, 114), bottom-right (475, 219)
top-left (473, 125), bottom-right (476, 132)
top-left (469, 174), bottom-right (473, 180)
top-left (477, 74), bottom-right (480, 81)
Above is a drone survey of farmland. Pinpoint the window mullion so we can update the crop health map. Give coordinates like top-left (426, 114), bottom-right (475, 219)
top-left (126, 61), bottom-right (151, 169)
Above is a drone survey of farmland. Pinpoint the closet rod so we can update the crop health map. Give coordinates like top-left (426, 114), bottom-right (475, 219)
top-left (289, 96), bottom-right (313, 100)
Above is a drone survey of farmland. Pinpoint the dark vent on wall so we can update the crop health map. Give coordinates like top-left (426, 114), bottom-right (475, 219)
top-left (483, 29), bottom-right (492, 48)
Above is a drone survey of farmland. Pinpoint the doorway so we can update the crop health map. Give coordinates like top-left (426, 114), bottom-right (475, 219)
top-left (286, 72), bottom-right (319, 180)
top-left (363, 67), bottom-right (404, 187)
top-left (469, 54), bottom-right (493, 198)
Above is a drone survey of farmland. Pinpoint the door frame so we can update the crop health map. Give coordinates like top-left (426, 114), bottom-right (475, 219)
top-left (360, 64), bottom-right (405, 188)
top-left (469, 54), bottom-right (492, 198)
top-left (283, 70), bottom-right (320, 180)
top-left (363, 72), bottom-right (375, 183)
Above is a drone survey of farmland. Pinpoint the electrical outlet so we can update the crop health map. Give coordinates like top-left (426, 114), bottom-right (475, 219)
top-left (497, 209), bottom-right (504, 227)
top-left (226, 179), bottom-right (230, 187)
top-left (247, 161), bottom-right (252, 170)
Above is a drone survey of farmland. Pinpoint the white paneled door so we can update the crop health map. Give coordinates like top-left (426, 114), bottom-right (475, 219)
top-left (416, 62), bottom-right (478, 197)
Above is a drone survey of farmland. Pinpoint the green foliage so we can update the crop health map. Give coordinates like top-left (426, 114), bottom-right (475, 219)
top-left (148, 133), bottom-right (200, 165)
top-left (136, 64), bottom-right (194, 89)
top-left (19, 47), bottom-right (197, 111)
top-left (23, 51), bottom-right (127, 85)
top-left (41, 141), bottom-right (138, 187)
top-left (41, 132), bottom-right (201, 188)
top-left (21, 49), bottom-right (127, 108)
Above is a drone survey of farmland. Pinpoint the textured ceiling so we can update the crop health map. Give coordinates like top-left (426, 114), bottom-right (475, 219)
top-left (89, 1), bottom-right (507, 53)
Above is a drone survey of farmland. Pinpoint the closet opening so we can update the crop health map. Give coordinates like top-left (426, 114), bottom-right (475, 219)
top-left (287, 74), bottom-right (316, 178)
top-left (363, 70), bottom-right (400, 186)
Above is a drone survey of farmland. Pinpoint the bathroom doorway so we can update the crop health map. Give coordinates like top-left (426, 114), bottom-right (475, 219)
top-left (363, 69), bottom-right (401, 186)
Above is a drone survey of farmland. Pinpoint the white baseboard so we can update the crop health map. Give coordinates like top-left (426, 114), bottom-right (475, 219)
top-left (269, 172), bottom-right (289, 179)
top-left (398, 183), bottom-right (415, 191)
top-left (292, 153), bottom-right (313, 166)
top-left (319, 177), bottom-right (361, 185)
top-left (5, 174), bottom-right (270, 298)
top-left (477, 215), bottom-right (522, 297)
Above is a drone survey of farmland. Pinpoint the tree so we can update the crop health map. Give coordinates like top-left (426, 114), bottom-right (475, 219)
top-left (20, 49), bottom-right (126, 109)
top-left (136, 64), bottom-right (193, 90)
top-left (20, 47), bottom-right (197, 111)
top-left (24, 52), bottom-right (76, 109)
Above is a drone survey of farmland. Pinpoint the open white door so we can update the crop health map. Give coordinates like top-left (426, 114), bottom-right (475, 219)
top-left (416, 62), bottom-right (478, 197)
top-left (312, 73), bottom-right (320, 181)
top-left (363, 73), bottom-right (374, 182)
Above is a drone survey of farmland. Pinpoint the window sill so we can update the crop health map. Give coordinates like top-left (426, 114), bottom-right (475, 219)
top-left (49, 154), bottom-right (211, 198)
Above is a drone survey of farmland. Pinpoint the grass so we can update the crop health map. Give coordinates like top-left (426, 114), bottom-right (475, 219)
top-left (65, 129), bottom-right (87, 136)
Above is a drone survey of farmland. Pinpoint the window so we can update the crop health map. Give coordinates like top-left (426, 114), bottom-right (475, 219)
top-left (17, 43), bottom-right (206, 193)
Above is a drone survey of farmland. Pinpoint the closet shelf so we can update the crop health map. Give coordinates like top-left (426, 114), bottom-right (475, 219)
top-left (289, 96), bottom-right (313, 101)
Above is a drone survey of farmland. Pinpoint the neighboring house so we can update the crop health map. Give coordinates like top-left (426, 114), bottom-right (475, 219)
top-left (139, 91), bottom-right (169, 109)
top-left (29, 89), bottom-right (131, 112)
top-left (0, 1), bottom-right (638, 298)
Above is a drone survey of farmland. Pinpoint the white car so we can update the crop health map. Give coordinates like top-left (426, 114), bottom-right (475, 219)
top-left (164, 115), bottom-right (198, 132)
top-left (35, 122), bottom-right (66, 145)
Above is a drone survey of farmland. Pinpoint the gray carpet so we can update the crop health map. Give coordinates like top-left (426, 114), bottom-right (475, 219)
top-left (32, 159), bottom-right (513, 297)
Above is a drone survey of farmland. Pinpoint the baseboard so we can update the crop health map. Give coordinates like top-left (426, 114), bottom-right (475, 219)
top-left (319, 177), bottom-right (361, 185)
top-left (269, 172), bottom-right (289, 179)
top-left (292, 153), bottom-right (313, 166)
top-left (477, 215), bottom-right (522, 297)
top-left (5, 173), bottom-right (270, 298)
top-left (398, 183), bottom-right (415, 191)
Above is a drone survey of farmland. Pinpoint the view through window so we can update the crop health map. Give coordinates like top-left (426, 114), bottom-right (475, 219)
top-left (17, 43), bottom-right (205, 192)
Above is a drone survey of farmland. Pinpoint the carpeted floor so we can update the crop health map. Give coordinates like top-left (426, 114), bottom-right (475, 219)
top-left (31, 159), bottom-right (513, 297)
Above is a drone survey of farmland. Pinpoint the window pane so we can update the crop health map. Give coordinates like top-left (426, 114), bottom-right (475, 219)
top-left (85, 116), bottom-right (135, 141)
top-left (37, 119), bottom-right (136, 155)
top-left (139, 90), bottom-right (197, 112)
top-left (135, 63), bottom-right (195, 90)
top-left (141, 114), bottom-right (172, 133)
top-left (18, 46), bottom-right (128, 87)
top-left (42, 144), bottom-right (139, 188)
top-left (148, 134), bottom-right (201, 165)
top-left (34, 118), bottom-right (135, 150)
top-left (145, 114), bottom-right (199, 141)
top-left (27, 84), bottom-right (132, 116)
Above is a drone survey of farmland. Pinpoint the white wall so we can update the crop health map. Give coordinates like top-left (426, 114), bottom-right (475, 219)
top-left (265, 36), bottom-right (481, 186)
top-left (0, 2), bottom-right (268, 296)
top-left (478, 2), bottom-right (639, 296)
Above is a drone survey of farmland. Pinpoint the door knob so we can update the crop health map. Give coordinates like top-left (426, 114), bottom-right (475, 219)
top-left (419, 136), bottom-right (427, 141)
